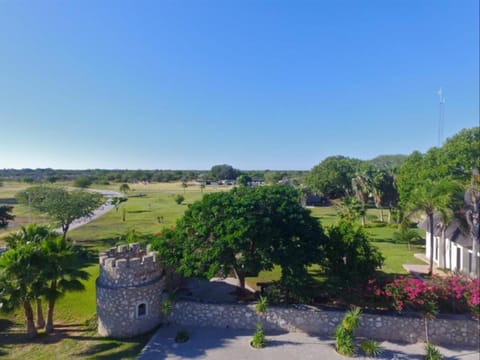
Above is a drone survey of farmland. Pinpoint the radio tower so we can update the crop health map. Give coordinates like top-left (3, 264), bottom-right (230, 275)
top-left (437, 87), bottom-right (445, 146)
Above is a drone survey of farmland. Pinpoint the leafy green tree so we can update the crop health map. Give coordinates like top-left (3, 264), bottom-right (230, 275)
top-left (181, 180), bottom-right (188, 194)
top-left (119, 183), bottom-right (130, 194)
top-left (407, 179), bottom-right (463, 275)
top-left (0, 205), bottom-right (15, 229)
top-left (200, 183), bottom-right (206, 195)
top-left (263, 171), bottom-right (285, 185)
top-left (371, 170), bottom-right (398, 223)
top-left (323, 221), bottom-right (384, 285)
top-left (154, 186), bottom-right (326, 292)
top-left (16, 186), bottom-right (104, 240)
top-left (5, 224), bottom-right (55, 329)
top-left (305, 156), bottom-right (361, 199)
top-left (337, 197), bottom-right (366, 226)
top-left (110, 196), bottom-right (128, 212)
top-left (41, 236), bottom-right (89, 333)
top-left (465, 170), bottom-right (480, 277)
top-left (393, 226), bottom-right (423, 250)
top-left (174, 194), bottom-right (185, 205)
top-left (237, 174), bottom-right (252, 187)
top-left (210, 164), bottom-right (241, 181)
top-left (73, 176), bottom-right (93, 188)
top-left (0, 244), bottom-right (44, 337)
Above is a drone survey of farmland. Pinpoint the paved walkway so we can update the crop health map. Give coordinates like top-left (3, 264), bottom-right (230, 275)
top-left (138, 325), bottom-right (480, 360)
top-left (54, 190), bottom-right (121, 233)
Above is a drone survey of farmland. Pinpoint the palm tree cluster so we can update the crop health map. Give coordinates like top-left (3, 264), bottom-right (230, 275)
top-left (0, 224), bottom-right (89, 337)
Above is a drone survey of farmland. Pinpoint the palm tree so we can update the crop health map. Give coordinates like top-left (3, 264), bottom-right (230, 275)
top-left (41, 236), bottom-right (89, 333)
top-left (408, 179), bottom-right (462, 275)
top-left (5, 224), bottom-right (54, 328)
top-left (465, 169), bottom-right (480, 277)
top-left (0, 244), bottom-right (44, 337)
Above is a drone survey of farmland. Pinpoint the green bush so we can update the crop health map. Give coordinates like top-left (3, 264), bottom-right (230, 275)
top-left (251, 322), bottom-right (266, 348)
top-left (323, 221), bottom-right (384, 285)
top-left (361, 339), bottom-right (383, 357)
top-left (255, 296), bottom-right (268, 314)
top-left (424, 342), bottom-right (443, 360)
top-left (335, 326), bottom-right (355, 356)
top-left (335, 306), bottom-right (362, 357)
top-left (174, 194), bottom-right (185, 205)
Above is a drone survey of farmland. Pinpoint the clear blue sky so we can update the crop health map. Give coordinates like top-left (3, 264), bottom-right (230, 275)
top-left (0, 0), bottom-right (478, 170)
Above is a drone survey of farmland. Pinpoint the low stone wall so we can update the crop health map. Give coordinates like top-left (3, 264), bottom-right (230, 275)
top-left (170, 301), bottom-right (480, 348)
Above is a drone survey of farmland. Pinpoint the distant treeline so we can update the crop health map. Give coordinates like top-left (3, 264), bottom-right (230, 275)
top-left (0, 167), bottom-right (308, 184)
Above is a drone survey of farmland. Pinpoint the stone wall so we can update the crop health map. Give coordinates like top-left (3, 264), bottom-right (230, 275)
top-left (170, 301), bottom-right (480, 348)
top-left (96, 243), bottom-right (166, 338)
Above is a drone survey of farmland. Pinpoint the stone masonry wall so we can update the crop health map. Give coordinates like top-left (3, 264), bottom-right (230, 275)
top-left (170, 301), bottom-right (480, 348)
top-left (96, 243), bottom-right (165, 338)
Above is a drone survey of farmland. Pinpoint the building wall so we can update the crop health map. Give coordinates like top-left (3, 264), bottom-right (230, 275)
top-left (170, 301), bottom-right (480, 348)
top-left (96, 243), bottom-right (166, 338)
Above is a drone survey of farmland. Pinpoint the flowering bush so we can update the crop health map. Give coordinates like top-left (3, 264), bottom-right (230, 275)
top-left (375, 275), bottom-right (479, 319)
top-left (385, 276), bottom-right (438, 318)
top-left (430, 275), bottom-right (480, 318)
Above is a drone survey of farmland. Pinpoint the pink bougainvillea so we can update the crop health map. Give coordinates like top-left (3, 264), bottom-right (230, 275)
top-left (379, 275), bottom-right (479, 319)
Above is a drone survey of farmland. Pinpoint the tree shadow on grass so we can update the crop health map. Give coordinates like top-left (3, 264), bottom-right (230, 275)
top-left (75, 328), bottom-right (155, 360)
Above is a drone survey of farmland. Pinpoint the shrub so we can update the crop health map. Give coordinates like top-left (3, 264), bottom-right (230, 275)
top-left (323, 221), bottom-right (384, 285)
top-left (430, 275), bottom-right (479, 318)
top-left (175, 330), bottom-right (189, 343)
top-left (174, 194), bottom-right (185, 205)
top-left (335, 306), bottom-right (361, 357)
top-left (335, 326), bottom-right (355, 356)
top-left (385, 276), bottom-right (438, 318)
top-left (361, 339), bottom-right (383, 358)
top-left (424, 342), bottom-right (443, 360)
top-left (251, 322), bottom-right (266, 348)
top-left (255, 296), bottom-right (268, 314)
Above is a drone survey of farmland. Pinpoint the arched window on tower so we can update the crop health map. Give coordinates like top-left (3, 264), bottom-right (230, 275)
top-left (137, 302), bottom-right (147, 317)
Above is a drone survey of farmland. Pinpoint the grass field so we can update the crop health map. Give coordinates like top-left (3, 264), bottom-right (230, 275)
top-left (0, 181), bottom-right (426, 359)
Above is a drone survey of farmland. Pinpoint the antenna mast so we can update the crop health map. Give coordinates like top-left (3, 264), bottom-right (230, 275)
top-left (437, 87), bottom-right (445, 146)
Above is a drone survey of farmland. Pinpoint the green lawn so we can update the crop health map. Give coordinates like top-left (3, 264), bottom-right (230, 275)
top-left (0, 182), bottom-right (426, 359)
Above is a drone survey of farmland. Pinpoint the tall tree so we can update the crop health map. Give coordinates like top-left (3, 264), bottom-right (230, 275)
top-left (305, 156), bottom-right (361, 199)
top-left (407, 179), bottom-right (463, 275)
top-left (0, 205), bottom-right (15, 229)
top-left (119, 183), bottom-right (130, 194)
top-left (17, 186), bottom-right (103, 240)
top-left (41, 236), bottom-right (89, 333)
top-left (0, 244), bottom-right (44, 337)
top-left (210, 164), bottom-right (241, 181)
top-left (465, 170), bottom-right (480, 277)
top-left (153, 186), bottom-right (326, 291)
top-left (5, 224), bottom-right (55, 329)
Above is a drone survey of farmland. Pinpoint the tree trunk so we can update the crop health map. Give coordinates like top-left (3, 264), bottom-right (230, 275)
top-left (232, 267), bottom-right (246, 289)
top-left (428, 213), bottom-right (434, 276)
top-left (45, 281), bottom-right (56, 333)
top-left (387, 208), bottom-right (392, 224)
top-left (466, 203), bottom-right (479, 278)
top-left (23, 301), bottom-right (37, 338)
top-left (45, 298), bottom-right (55, 333)
top-left (424, 317), bottom-right (429, 343)
top-left (62, 224), bottom-right (69, 241)
top-left (380, 208), bottom-right (384, 222)
top-left (36, 298), bottom-right (45, 329)
top-left (438, 226), bottom-right (446, 269)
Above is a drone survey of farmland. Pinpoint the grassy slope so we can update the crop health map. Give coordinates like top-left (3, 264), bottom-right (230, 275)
top-left (0, 181), bottom-right (425, 359)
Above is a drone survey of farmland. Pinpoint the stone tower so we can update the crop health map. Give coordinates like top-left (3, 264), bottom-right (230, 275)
top-left (96, 243), bottom-right (165, 338)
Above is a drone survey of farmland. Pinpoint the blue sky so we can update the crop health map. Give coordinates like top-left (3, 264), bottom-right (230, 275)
top-left (0, 0), bottom-right (478, 170)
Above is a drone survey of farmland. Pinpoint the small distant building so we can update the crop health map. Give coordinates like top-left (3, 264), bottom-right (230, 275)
top-left (302, 192), bottom-right (327, 207)
top-left (419, 216), bottom-right (479, 276)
